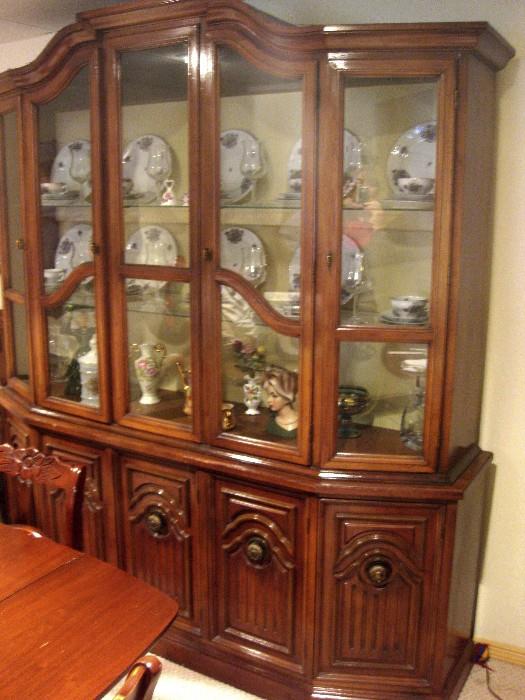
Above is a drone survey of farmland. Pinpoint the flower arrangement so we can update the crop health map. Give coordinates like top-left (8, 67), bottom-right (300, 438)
top-left (231, 338), bottom-right (266, 377)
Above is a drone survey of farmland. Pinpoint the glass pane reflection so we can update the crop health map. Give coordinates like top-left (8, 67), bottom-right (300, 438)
top-left (126, 280), bottom-right (192, 428)
top-left (221, 284), bottom-right (299, 445)
top-left (337, 342), bottom-right (428, 456)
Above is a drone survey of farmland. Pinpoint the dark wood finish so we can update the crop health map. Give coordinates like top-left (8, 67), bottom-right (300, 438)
top-left (317, 501), bottom-right (444, 692)
top-left (120, 455), bottom-right (198, 632)
top-left (212, 479), bottom-right (308, 674)
top-left (0, 523), bottom-right (178, 700)
top-left (113, 655), bottom-right (162, 700)
top-left (41, 434), bottom-right (119, 564)
top-left (0, 442), bottom-right (85, 548)
top-left (0, 2), bottom-right (514, 699)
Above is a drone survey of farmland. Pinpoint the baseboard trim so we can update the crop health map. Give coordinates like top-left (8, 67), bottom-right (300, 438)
top-left (474, 638), bottom-right (525, 667)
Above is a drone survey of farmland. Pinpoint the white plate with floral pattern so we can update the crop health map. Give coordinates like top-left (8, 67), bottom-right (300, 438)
top-left (220, 227), bottom-right (266, 286)
top-left (289, 235), bottom-right (361, 304)
top-left (54, 224), bottom-right (93, 276)
top-left (122, 134), bottom-right (173, 203)
top-left (220, 130), bottom-right (260, 203)
top-left (286, 129), bottom-right (362, 196)
top-left (387, 121), bottom-right (436, 198)
top-left (50, 140), bottom-right (91, 193)
top-left (125, 225), bottom-right (178, 291)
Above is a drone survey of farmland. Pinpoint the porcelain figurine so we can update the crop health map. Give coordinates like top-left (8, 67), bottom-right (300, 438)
top-left (263, 367), bottom-right (298, 438)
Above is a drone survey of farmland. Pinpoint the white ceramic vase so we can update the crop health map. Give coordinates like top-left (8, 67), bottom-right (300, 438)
top-left (134, 343), bottom-right (166, 405)
top-left (243, 375), bottom-right (262, 415)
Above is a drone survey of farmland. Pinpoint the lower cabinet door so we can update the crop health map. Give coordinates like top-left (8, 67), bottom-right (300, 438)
top-left (120, 456), bottom-right (197, 631)
top-left (318, 500), bottom-right (444, 688)
top-left (42, 435), bottom-right (118, 564)
top-left (212, 479), bottom-right (307, 674)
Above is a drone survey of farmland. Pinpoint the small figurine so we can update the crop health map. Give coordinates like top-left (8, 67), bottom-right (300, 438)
top-left (263, 367), bottom-right (298, 438)
top-left (161, 179), bottom-right (176, 206)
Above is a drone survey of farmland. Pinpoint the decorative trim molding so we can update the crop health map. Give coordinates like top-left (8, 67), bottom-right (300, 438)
top-left (475, 638), bottom-right (525, 667)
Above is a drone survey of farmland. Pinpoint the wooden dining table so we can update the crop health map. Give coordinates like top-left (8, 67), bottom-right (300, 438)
top-left (0, 523), bottom-right (178, 699)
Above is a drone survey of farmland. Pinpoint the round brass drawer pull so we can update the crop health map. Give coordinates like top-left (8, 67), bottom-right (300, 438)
top-left (245, 536), bottom-right (269, 565)
top-left (366, 560), bottom-right (392, 587)
top-left (145, 508), bottom-right (169, 536)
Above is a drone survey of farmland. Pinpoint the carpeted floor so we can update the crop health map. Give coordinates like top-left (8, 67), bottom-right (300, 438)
top-left (108, 657), bottom-right (525, 699)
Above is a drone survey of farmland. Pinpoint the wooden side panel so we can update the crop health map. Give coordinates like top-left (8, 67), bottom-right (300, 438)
top-left (212, 479), bottom-right (307, 673)
top-left (318, 500), bottom-right (444, 689)
top-left (120, 456), bottom-right (197, 631)
top-left (41, 434), bottom-right (118, 564)
top-left (441, 55), bottom-right (498, 468)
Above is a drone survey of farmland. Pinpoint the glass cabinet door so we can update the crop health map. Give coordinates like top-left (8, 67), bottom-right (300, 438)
top-left (106, 32), bottom-right (198, 439)
top-left (30, 56), bottom-right (108, 417)
top-left (317, 60), bottom-right (454, 469)
top-left (0, 107), bottom-right (31, 393)
top-left (203, 41), bottom-right (316, 463)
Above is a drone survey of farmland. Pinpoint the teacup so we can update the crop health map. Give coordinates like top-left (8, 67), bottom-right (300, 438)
top-left (397, 177), bottom-right (434, 196)
top-left (391, 295), bottom-right (428, 319)
top-left (41, 182), bottom-right (68, 196)
top-left (44, 268), bottom-right (65, 284)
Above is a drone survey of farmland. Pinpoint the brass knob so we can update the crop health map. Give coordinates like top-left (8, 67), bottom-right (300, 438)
top-left (145, 508), bottom-right (168, 536)
top-left (245, 536), bottom-right (269, 565)
top-left (366, 560), bottom-right (392, 587)
top-left (15, 239), bottom-right (25, 250)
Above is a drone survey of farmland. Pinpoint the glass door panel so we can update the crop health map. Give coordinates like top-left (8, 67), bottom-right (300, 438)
top-left (38, 67), bottom-right (93, 289)
top-left (120, 44), bottom-right (190, 269)
top-left (218, 46), bottom-right (303, 318)
top-left (12, 304), bottom-right (30, 383)
top-left (46, 288), bottom-right (98, 404)
top-left (2, 112), bottom-right (25, 295)
top-left (221, 284), bottom-right (299, 446)
top-left (340, 78), bottom-right (437, 327)
top-left (337, 342), bottom-right (428, 457)
top-left (126, 280), bottom-right (192, 430)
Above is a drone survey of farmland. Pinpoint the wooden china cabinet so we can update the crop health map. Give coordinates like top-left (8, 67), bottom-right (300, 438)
top-left (0, 1), bottom-right (514, 698)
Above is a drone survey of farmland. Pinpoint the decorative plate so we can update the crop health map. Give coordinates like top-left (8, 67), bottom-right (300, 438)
top-left (50, 140), bottom-right (91, 193)
top-left (220, 129), bottom-right (260, 203)
top-left (379, 311), bottom-right (429, 326)
top-left (286, 129), bottom-right (362, 195)
top-left (220, 227), bottom-right (266, 286)
top-left (387, 121), bottom-right (436, 198)
top-left (125, 226), bottom-right (178, 291)
top-left (122, 134), bottom-right (173, 203)
top-left (54, 224), bottom-right (93, 276)
top-left (289, 235), bottom-right (361, 304)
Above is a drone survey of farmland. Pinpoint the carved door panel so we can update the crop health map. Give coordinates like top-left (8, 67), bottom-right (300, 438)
top-left (212, 480), bottom-right (307, 674)
top-left (41, 435), bottom-right (118, 563)
top-left (318, 500), bottom-right (444, 687)
top-left (120, 456), bottom-right (197, 632)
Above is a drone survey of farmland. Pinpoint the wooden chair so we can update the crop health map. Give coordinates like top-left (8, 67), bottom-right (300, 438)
top-left (0, 443), bottom-right (85, 549)
top-left (112, 655), bottom-right (163, 700)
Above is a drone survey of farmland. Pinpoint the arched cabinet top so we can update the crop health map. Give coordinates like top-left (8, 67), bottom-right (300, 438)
top-left (0, 0), bottom-right (514, 99)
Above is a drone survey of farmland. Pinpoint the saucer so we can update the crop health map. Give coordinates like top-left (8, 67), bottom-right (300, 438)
top-left (380, 311), bottom-right (428, 326)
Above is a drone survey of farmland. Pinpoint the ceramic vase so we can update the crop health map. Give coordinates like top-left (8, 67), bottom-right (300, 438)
top-left (161, 179), bottom-right (176, 206)
top-left (134, 343), bottom-right (166, 405)
top-left (243, 374), bottom-right (262, 415)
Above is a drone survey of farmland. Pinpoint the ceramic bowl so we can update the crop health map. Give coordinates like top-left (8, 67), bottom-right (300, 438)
top-left (396, 177), bottom-right (434, 195)
top-left (391, 295), bottom-right (428, 318)
top-left (41, 182), bottom-right (68, 195)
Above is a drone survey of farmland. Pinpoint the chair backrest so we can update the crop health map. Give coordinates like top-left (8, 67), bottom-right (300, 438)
top-left (112, 655), bottom-right (162, 700)
top-left (0, 444), bottom-right (85, 549)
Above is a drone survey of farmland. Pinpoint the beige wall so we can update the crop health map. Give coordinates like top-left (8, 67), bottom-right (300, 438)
top-left (0, 0), bottom-right (523, 650)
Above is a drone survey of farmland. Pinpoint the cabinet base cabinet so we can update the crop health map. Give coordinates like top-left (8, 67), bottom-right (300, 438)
top-left (0, 413), bottom-right (489, 700)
